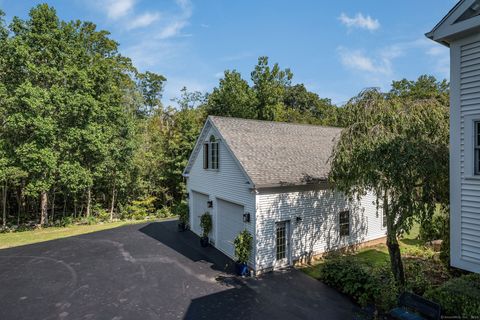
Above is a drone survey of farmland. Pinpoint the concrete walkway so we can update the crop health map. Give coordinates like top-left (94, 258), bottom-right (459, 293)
top-left (0, 220), bottom-right (358, 320)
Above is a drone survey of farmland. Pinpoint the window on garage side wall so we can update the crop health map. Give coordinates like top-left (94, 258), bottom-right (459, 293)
top-left (339, 210), bottom-right (350, 237)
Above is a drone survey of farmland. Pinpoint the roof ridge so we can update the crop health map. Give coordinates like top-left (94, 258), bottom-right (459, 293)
top-left (208, 115), bottom-right (343, 130)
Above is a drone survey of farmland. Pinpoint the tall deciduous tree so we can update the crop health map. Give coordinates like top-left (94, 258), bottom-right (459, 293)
top-left (205, 70), bottom-right (257, 119)
top-left (251, 56), bottom-right (293, 121)
top-left (329, 88), bottom-right (449, 285)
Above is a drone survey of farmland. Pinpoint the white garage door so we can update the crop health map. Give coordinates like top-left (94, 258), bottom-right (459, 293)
top-left (217, 199), bottom-right (245, 259)
top-left (191, 191), bottom-right (209, 236)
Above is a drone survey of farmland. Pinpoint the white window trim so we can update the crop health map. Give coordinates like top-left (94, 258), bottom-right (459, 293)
top-left (463, 115), bottom-right (480, 178)
top-left (203, 136), bottom-right (220, 171)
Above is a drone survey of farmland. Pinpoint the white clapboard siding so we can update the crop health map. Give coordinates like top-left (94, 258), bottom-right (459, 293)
top-left (448, 34), bottom-right (480, 273)
top-left (186, 125), bottom-right (256, 266)
top-left (255, 189), bottom-right (385, 272)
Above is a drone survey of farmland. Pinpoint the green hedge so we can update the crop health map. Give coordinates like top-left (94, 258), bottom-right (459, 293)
top-left (425, 273), bottom-right (480, 317)
top-left (318, 256), bottom-right (398, 311)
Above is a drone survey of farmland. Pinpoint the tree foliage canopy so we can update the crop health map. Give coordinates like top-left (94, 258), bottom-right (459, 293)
top-left (330, 83), bottom-right (449, 284)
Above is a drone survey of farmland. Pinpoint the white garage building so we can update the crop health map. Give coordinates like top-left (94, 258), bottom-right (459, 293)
top-left (183, 116), bottom-right (386, 273)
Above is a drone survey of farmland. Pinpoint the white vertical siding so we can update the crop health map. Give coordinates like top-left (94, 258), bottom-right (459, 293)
top-left (186, 125), bottom-right (256, 266)
top-left (255, 188), bottom-right (385, 271)
top-left (450, 34), bottom-right (480, 272)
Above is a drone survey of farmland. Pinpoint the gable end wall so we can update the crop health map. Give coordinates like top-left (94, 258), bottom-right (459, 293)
top-left (186, 125), bottom-right (256, 267)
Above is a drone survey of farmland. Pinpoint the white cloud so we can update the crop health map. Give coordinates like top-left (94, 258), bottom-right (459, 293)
top-left (155, 0), bottom-right (192, 39)
top-left (338, 47), bottom-right (392, 75)
top-left (339, 13), bottom-right (380, 31)
top-left (105, 0), bottom-right (135, 19)
top-left (126, 12), bottom-right (161, 30)
top-left (157, 20), bottom-right (187, 39)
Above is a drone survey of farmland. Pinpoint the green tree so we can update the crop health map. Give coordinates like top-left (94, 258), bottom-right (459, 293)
top-left (205, 70), bottom-right (257, 119)
top-left (251, 56), bottom-right (293, 121)
top-left (329, 88), bottom-right (449, 285)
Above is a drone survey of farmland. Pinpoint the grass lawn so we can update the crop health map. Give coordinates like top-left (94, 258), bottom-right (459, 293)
top-left (0, 219), bottom-right (167, 250)
top-left (302, 222), bottom-right (435, 276)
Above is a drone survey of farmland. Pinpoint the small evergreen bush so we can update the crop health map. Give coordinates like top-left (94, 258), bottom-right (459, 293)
top-left (234, 230), bottom-right (252, 264)
top-left (200, 212), bottom-right (212, 238)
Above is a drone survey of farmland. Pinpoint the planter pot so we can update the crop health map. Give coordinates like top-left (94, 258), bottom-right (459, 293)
top-left (200, 236), bottom-right (209, 247)
top-left (235, 262), bottom-right (250, 277)
top-left (178, 222), bottom-right (187, 232)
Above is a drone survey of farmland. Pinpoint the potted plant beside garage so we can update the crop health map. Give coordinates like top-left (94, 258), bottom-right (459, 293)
top-left (234, 229), bottom-right (253, 277)
top-left (200, 212), bottom-right (212, 247)
top-left (176, 201), bottom-right (189, 232)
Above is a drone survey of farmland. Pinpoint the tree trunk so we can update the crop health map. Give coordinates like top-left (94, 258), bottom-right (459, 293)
top-left (387, 234), bottom-right (405, 286)
top-left (63, 195), bottom-right (67, 217)
top-left (40, 191), bottom-right (48, 227)
top-left (384, 191), bottom-right (405, 287)
top-left (110, 185), bottom-right (116, 221)
top-left (51, 188), bottom-right (56, 222)
top-left (86, 187), bottom-right (91, 218)
top-left (74, 198), bottom-right (77, 218)
top-left (2, 181), bottom-right (7, 228)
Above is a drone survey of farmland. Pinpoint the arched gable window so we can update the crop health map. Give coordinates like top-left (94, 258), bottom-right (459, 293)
top-left (203, 135), bottom-right (219, 170)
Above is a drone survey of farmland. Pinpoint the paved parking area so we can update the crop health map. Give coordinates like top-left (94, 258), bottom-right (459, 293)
top-left (0, 220), bottom-right (358, 319)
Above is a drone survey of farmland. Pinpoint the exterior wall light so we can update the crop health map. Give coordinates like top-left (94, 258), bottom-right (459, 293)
top-left (296, 216), bottom-right (302, 223)
top-left (207, 200), bottom-right (213, 208)
top-left (243, 213), bottom-right (251, 223)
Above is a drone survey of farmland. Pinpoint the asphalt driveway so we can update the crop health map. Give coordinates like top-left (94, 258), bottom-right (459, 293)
top-left (0, 220), bottom-right (358, 320)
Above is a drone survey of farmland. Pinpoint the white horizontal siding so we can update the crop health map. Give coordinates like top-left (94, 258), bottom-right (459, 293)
top-left (458, 38), bottom-right (480, 268)
top-left (255, 189), bottom-right (385, 271)
top-left (186, 125), bottom-right (256, 266)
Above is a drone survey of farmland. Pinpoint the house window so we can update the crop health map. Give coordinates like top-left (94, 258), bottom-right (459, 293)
top-left (339, 210), bottom-right (350, 237)
top-left (475, 121), bottom-right (480, 175)
top-left (210, 135), bottom-right (219, 170)
top-left (203, 135), bottom-right (219, 170)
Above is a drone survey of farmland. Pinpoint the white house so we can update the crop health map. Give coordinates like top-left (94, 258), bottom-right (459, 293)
top-left (427, 0), bottom-right (480, 274)
top-left (183, 116), bottom-right (385, 274)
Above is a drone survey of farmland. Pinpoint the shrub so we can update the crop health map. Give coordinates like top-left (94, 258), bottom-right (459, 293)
top-left (93, 204), bottom-right (110, 222)
top-left (425, 273), bottom-right (480, 317)
top-left (173, 201), bottom-right (189, 224)
top-left (123, 196), bottom-right (157, 220)
top-left (234, 230), bottom-right (253, 264)
top-left (419, 210), bottom-right (448, 242)
top-left (80, 216), bottom-right (98, 225)
top-left (56, 216), bottom-right (75, 227)
top-left (318, 256), bottom-right (398, 310)
top-left (404, 257), bottom-right (451, 295)
top-left (200, 212), bottom-right (212, 238)
top-left (156, 206), bottom-right (172, 218)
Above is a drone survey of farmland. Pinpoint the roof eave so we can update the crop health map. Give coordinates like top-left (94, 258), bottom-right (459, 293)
top-left (253, 179), bottom-right (329, 190)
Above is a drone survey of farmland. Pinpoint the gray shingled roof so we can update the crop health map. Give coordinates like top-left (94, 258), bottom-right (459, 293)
top-left (209, 116), bottom-right (342, 188)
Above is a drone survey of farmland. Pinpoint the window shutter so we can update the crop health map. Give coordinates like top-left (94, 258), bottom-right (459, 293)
top-left (216, 142), bottom-right (219, 169)
top-left (203, 143), bottom-right (209, 169)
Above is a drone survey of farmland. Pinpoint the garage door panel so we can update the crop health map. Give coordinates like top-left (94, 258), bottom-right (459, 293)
top-left (192, 191), bottom-right (209, 236)
top-left (217, 199), bottom-right (244, 259)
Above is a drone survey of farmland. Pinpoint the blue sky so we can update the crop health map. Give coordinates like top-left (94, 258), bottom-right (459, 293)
top-left (1, 0), bottom-right (457, 106)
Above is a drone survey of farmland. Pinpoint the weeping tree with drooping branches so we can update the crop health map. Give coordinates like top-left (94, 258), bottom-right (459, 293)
top-left (329, 87), bottom-right (449, 286)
